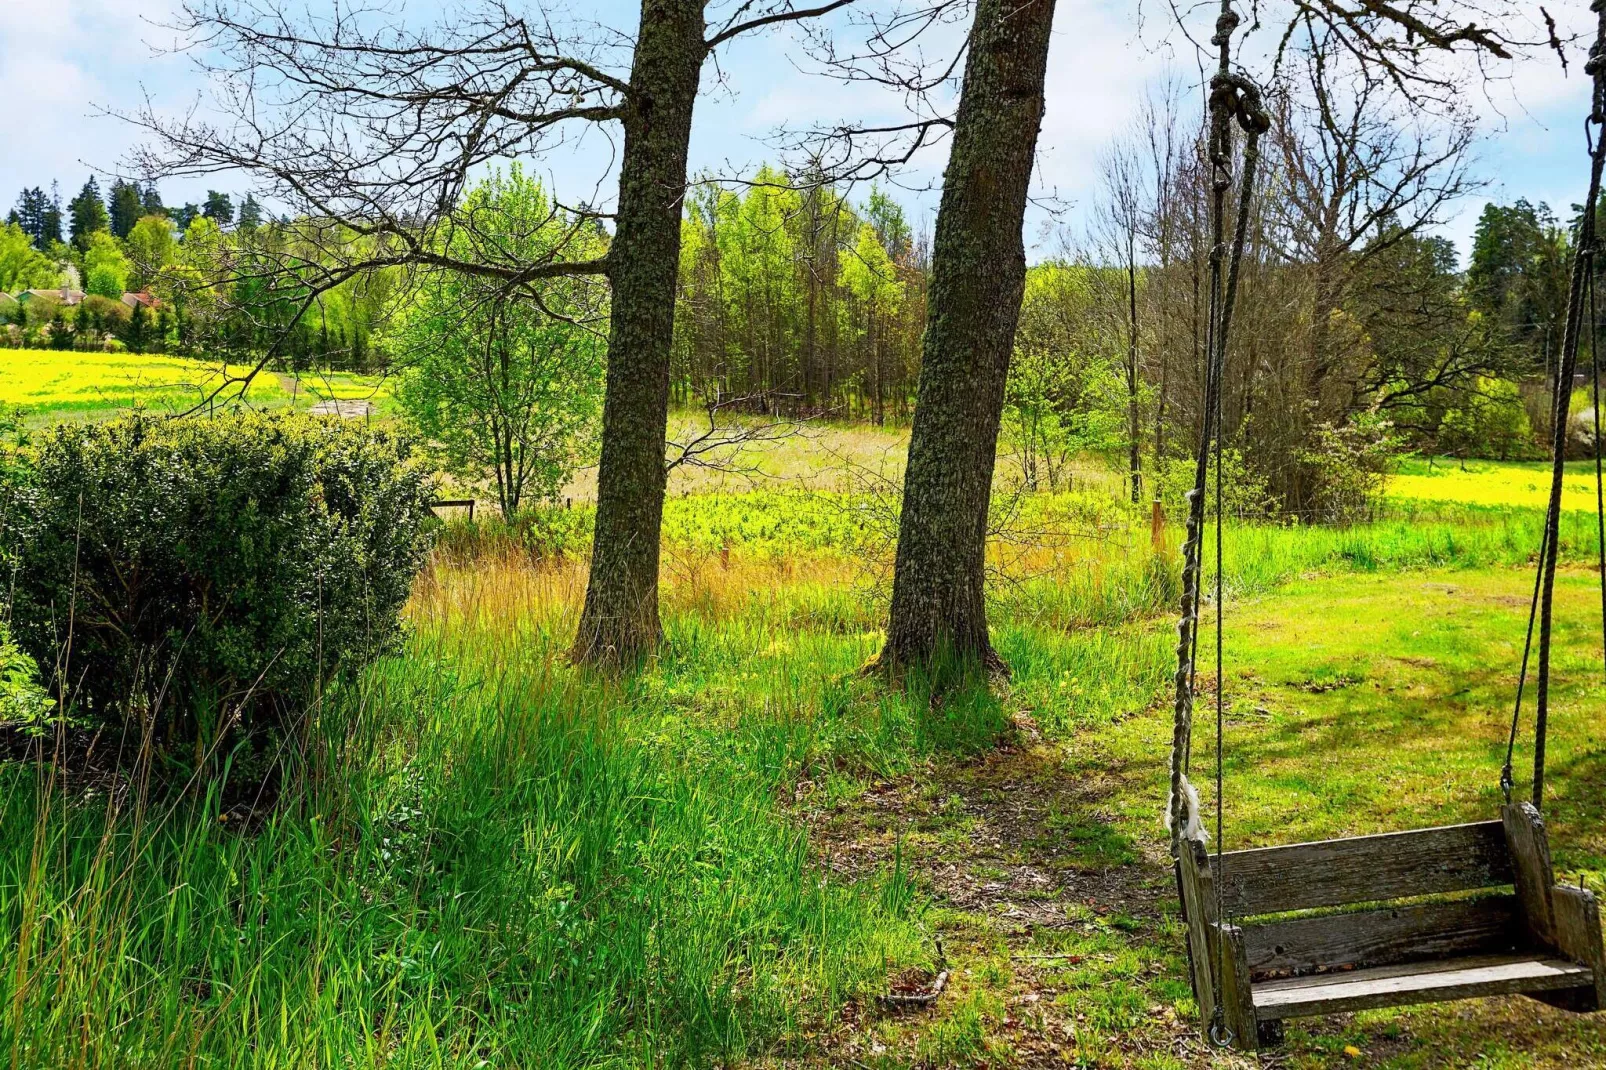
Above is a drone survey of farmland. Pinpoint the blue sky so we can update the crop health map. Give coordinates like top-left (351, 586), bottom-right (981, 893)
top-left (0, 0), bottom-right (1594, 263)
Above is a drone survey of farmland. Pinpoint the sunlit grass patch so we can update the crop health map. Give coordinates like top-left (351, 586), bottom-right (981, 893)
top-left (1079, 566), bottom-right (1606, 873)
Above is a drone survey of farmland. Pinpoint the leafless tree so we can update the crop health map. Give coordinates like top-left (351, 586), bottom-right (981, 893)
top-left (1094, 134), bottom-right (1149, 504)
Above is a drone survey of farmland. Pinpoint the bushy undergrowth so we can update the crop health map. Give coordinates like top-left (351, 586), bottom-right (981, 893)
top-left (1, 413), bottom-right (434, 748)
top-left (0, 621), bottom-right (50, 728)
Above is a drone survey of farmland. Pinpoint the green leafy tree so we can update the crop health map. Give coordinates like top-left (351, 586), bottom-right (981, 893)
top-left (19, 293), bottom-right (59, 334)
top-left (1466, 200), bottom-right (1569, 371)
top-left (863, 185), bottom-right (912, 263)
top-left (78, 294), bottom-right (131, 347)
top-left (1438, 377), bottom-right (1537, 461)
top-left (1006, 263), bottom-right (1128, 489)
top-left (711, 168), bottom-right (803, 402)
top-left (125, 214), bottom-right (176, 288)
top-left (83, 231), bottom-right (131, 298)
top-left (67, 178), bottom-right (111, 252)
top-left (838, 221), bottom-right (904, 424)
top-left (389, 168), bottom-right (607, 518)
top-left (0, 222), bottom-right (60, 291)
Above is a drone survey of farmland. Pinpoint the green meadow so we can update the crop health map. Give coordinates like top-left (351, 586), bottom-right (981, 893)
top-left (3, 356), bottom-right (1606, 1067)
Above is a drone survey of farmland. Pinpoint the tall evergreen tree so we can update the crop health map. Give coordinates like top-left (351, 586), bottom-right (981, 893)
top-left (40, 184), bottom-right (64, 250)
top-left (10, 188), bottom-right (51, 247)
top-left (140, 183), bottom-right (166, 217)
top-left (237, 194), bottom-right (263, 230)
top-left (68, 177), bottom-right (111, 251)
top-left (202, 190), bottom-right (235, 226)
top-left (108, 179), bottom-right (144, 238)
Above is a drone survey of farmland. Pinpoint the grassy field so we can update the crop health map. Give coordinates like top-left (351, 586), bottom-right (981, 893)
top-left (4, 353), bottom-right (1606, 1065)
top-left (4, 477), bottom-right (1606, 1067)
top-left (0, 347), bottom-right (388, 422)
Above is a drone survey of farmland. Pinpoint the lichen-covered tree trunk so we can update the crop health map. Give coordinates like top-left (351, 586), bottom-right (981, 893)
top-left (877, 0), bottom-right (1056, 673)
top-left (573, 0), bottom-right (706, 666)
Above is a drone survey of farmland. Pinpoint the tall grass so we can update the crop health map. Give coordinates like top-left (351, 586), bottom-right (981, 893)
top-left (0, 560), bottom-right (953, 1068)
top-left (0, 485), bottom-right (1596, 1066)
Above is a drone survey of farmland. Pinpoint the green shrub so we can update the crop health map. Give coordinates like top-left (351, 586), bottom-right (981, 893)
top-left (0, 620), bottom-right (52, 730)
top-left (1, 413), bottom-right (434, 748)
top-left (1295, 413), bottom-right (1403, 524)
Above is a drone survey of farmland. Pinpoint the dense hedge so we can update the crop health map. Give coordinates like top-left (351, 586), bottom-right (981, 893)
top-left (1, 413), bottom-right (434, 745)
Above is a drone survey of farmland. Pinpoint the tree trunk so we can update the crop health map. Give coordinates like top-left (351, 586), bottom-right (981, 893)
top-left (876, 0), bottom-right (1056, 674)
top-left (572, 0), bottom-right (705, 666)
top-left (1126, 233), bottom-right (1142, 504)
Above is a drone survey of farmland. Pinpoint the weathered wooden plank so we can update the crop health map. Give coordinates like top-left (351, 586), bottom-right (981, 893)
top-left (1252, 954), bottom-right (1592, 1019)
top-left (1501, 803), bottom-right (1557, 947)
top-left (1213, 821), bottom-right (1513, 916)
top-left (1213, 922), bottom-right (1259, 1051)
top-left (1258, 950), bottom-right (1530, 988)
top-left (1176, 835), bottom-right (1218, 1030)
top-left (1244, 896), bottom-right (1523, 977)
top-left (1533, 884), bottom-right (1606, 1012)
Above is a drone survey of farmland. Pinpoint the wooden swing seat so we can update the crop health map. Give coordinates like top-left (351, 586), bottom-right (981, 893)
top-left (1177, 804), bottom-right (1606, 1050)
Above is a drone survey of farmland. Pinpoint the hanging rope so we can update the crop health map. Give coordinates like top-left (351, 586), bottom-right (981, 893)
top-left (1504, 4), bottom-right (1606, 810)
top-left (1166, 0), bottom-right (1268, 855)
top-left (1163, 2), bottom-right (1267, 1047)
top-left (1594, 259), bottom-right (1605, 681)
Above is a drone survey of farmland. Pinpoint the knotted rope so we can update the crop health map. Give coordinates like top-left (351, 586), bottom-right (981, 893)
top-left (1166, 2), bottom-right (1269, 857)
top-left (1503, 0), bottom-right (1606, 811)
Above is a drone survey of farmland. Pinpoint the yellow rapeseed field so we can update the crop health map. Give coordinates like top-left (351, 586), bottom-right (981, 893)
top-left (1388, 458), bottom-right (1606, 512)
top-left (0, 347), bottom-right (386, 420)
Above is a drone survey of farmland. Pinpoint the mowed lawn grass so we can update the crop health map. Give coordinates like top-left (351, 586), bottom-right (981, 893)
top-left (0, 346), bottom-right (387, 421)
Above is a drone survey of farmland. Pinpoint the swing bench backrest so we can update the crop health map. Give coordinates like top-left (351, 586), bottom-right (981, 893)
top-left (1177, 803), bottom-right (1606, 1049)
top-left (1215, 818), bottom-right (1523, 975)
